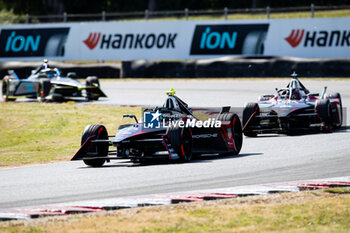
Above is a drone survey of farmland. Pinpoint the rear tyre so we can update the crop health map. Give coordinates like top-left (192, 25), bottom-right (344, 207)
top-left (218, 113), bottom-right (243, 155)
top-left (242, 102), bottom-right (259, 137)
top-left (315, 99), bottom-right (332, 132)
top-left (166, 123), bottom-right (192, 162)
top-left (2, 76), bottom-right (16, 102)
top-left (81, 124), bottom-right (108, 167)
top-left (86, 76), bottom-right (100, 101)
top-left (37, 78), bottom-right (51, 102)
top-left (326, 92), bottom-right (342, 129)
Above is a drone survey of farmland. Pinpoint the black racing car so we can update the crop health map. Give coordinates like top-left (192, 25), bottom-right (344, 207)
top-left (242, 72), bottom-right (342, 136)
top-left (72, 89), bottom-right (243, 167)
top-left (2, 60), bottom-right (107, 102)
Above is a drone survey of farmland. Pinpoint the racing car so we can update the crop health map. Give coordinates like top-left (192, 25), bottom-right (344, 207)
top-left (242, 72), bottom-right (342, 136)
top-left (72, 89), bottom-right (243, 167)
top-left (2, 60), bottom-right (107, 102)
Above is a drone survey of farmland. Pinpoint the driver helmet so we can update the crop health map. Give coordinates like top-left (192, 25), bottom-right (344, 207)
top-left (41, 68), bottom-right (56, 78)
top-left (291, 88), bottom-right (301, 100)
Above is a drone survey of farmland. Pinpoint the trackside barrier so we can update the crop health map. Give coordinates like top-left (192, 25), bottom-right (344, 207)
top-left (3, 56), bottom-right (350, 78)
top-left (121, 57), bottom-right (350, 78)
top-left (1, 17), bottom-right (350, 61)
top-left (0, 61), bottom-right (121, 79)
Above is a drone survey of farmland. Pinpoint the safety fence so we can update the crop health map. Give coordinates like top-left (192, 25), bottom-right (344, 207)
top-left (6, 5), bottom-right (350, 24)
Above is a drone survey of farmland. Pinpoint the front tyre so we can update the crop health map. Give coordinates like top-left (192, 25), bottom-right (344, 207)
top-left (2, 76), bottom-right (16, 102)
top-left (242, 102), bottom-right (259, 137)
top-left (326, 92), bottom-right (342, 129)
top-left (86, 76), bottom-right (100, 101)
top-left (81, 124), bottom-right (108, 167)
top-left (315, 99), bottom-right (332, 132)
top-left (166, 124), bottom-right (192, 162)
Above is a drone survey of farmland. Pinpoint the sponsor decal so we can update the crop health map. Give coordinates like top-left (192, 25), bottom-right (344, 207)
top-left (0, 28), bottom-right (70, 57)
top-left (190, 24), bottom-right (269, 55)
top-left (16, 82), bottom-right (36, 94)
top-left (285, 28), bottom-right (350, 48)
top-left (192, 133), bottom-right (218, 139)
top-left (285, 29), bottom-right (305, 48)
top-left (83, 32), bottom-right (101, 50)
top-left (83, 32), bottom-right (177, 50)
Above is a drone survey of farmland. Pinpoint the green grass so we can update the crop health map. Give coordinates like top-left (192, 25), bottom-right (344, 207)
top-left (0, 9), bottom-right (26, 24)
top-left (325, 188), bottom-right (350, 194)
top-left (1, 189), bottom-right (349, 232)
top-left (0, 102), bottom-right (140, 167)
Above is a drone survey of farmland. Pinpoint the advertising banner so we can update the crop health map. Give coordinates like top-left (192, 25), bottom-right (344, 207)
top-left (265, 18), bottom-right (350, 58)
top-left (0, 17), bottom-right (349, 61)
top-left (0, 28), bottom-right (69, 58)
top-left (190, 24), bottom-right (268, 55)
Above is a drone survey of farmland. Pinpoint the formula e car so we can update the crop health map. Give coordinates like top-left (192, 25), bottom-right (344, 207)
top-left (72, 89), bottom-right (243, 167)
top-left (242, 73), bottom-right (342, 136)
top-left (2, 60), bottom-right (107, 102)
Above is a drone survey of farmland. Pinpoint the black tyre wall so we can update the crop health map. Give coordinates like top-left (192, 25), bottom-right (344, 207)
top-left (242, 102), bottom-right (259, 137)
top-left (2, 77), bottom-right (9, 102)
top-left (315, 99), bottom-right (332, 132)
top-left (81, 124), bottom-right (108, 167)
top-left (326, 92), bottom-right (343, 128)
top-left (2, 76), bottom-right (16, 102)
top-left (218, 113), bottom-right (243, 155)
top-left (86, 76), bottom-right (100, 101)
top-left (166, 123), bottom-right (192, 161)
top-left (37, 78), bottom-right (51, 101)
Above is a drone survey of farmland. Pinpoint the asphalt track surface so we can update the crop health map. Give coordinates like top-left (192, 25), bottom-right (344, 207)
top-left (1, 79), bottom-right (350, 209)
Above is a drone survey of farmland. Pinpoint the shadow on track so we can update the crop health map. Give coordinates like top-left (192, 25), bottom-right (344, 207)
top-left (193, 152), bottom-right (263, 161)
top-left (250, 125), bottom-right (350, 137)
top-left (334, 125), bottom-right (350, 132)
top-left (77, 152), bottom-right (263, 169)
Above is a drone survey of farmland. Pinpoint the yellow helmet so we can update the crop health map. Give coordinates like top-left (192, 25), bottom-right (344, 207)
top-left (166, 88), bottom-right (176, 96)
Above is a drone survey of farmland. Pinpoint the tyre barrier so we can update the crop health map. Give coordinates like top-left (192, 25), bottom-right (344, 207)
top-left (121, 57), bottom-right (350, 78)
top-left (0, 61), bottom-right (121, 79)
top-left (2, 56), bottom-right (350, 79)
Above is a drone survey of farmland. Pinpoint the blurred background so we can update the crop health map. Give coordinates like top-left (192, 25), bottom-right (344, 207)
top-left (1, 0), bottom-right (350, 78)
top-left (1, 0), bottom-right (349, 15)
top-left (1, 0), bottom-right (349, 23)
